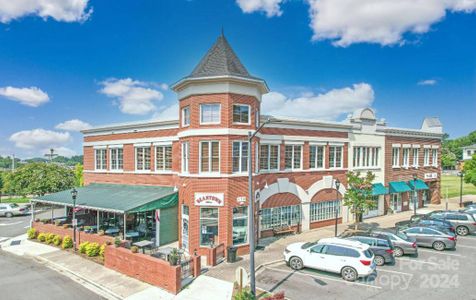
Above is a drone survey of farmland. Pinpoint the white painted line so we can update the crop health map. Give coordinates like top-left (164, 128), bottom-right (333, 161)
top-left (24, 226), bottom-right (30, 229)
top-left (418, 249), bottom-right (463, 257)
top-left (396, 258), bottom-right (440, 266)
top-left (0, 221), bottom-right (23, 227)
top-left (263, 266), bottom-right (382, 289)
top-left (377, 269), bottom-right (413, 276)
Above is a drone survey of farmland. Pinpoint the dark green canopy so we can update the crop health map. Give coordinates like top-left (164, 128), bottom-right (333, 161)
top-left (33, 183), bottom-right (178, 214)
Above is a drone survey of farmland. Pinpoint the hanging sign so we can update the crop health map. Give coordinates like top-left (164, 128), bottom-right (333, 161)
top-left (194, 193), bottom-right (224, 206)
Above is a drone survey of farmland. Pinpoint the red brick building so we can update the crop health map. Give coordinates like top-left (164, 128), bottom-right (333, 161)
top-left (82, 34), bottom-right (444, 258)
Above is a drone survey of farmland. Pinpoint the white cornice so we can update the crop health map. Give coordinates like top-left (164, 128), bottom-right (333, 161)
top-left (84, 136), bottom-right (179, 147)
top-left (82, 120), bottom-right (179, 137)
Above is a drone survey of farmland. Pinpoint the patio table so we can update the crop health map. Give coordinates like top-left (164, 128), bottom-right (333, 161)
top-left (125, 231), bottom-right (140, 239)
top-left (105, 228), bottom-right (120, 235)
top-left (133, 240), bottom-right (154, 254)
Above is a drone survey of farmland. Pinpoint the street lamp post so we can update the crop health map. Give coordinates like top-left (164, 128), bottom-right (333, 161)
top-left (334, 179), bottom-right (341, 237)
top-left (71, 188), bottom-right (78, 251)
top-left (458, 171), bottom-right (464, 207)
top-left (248, 118), bottom-right (273, 297)
top-left (412, 174), bottom-right (417, 216)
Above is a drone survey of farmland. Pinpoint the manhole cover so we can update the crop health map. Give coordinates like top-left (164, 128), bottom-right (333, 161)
top-left (10, 240), bottom-right (21, 246)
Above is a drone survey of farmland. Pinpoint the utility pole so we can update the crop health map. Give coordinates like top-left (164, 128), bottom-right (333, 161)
top-left (44, 148), bottom-right (58, 162)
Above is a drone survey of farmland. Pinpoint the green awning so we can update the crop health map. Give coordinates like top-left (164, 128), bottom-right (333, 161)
top-left (372, 183), bottom-right (388, 196)
top-left (33, 183), bottom-right (178, 214)
top-left (389, 181), bottom-right (412, 193)
top-left (408, 179), bottom-right (429, 190)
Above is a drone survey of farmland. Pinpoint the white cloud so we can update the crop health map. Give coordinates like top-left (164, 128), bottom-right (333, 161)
top-left (49, 146), bottom-right (77, 157)
top-left (418, 79), bottom-right (438, 86)
top-left (262, 83), bottom-right (374, 120)
top-left (0, 0), bottom-right (92, 23)
top-left (99, 78), bottom-right (165, 115)
top-left (236, 0), bottom-right (284, 17)
top-left (9, 129), bottom-right (71, 150)
top-left (0, 86), bottom-right (49, 107)
top-left (307, 0), bottom-right (476, 47)
top-left (152, 103), bottom-right (179, 121)
top-left (55, 119), bottom-right (92, 131)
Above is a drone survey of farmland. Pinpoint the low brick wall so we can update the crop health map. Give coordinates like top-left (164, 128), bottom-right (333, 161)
top-left (32, 222), bottom-right (114, 245)
top-left (104, 246), bottom-right (181, 294)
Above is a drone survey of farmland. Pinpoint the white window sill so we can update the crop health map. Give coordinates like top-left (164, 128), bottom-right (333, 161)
top-left (154, 170), bottom-right (174, 174)
top-left (109, 169), bottom-right (124, 173)
top-left (200, 122), bottom-right (221, 125)
top-left (94, 169), bottom-right (108, 172)
top-left (353, 167), bottom-right (381, 171)
top-left (308, 168), bottom-right (326, 171)
top-left (135, 170), bottom-right (152, 174)
top-left (392, 166), bottom-right (400, 169)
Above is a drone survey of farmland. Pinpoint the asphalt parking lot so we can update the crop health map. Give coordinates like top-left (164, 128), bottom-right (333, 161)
top-left (256, 234), bottom-right (476, 300)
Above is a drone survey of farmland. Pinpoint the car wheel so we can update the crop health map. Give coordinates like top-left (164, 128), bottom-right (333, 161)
top-left (393, 247), bottom-right (404, 257)
top-left (456, 226), bottom-right (469, 236)
top-left (5, 212), bottom-right (13, 218)
top-left (374, 255), bottom-right (385, 266)
top-left (289, 257), bottom-right (303, 270)
top-left (341, 266), bottom-right (358, 282)
top-left (432, 241), bottom-right (445, 251)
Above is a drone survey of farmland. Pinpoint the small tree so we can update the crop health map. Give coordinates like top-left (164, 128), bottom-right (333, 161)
top-left (74, 163), bottom-right (84, 187)
top-left (463, 154), bottom-right (476, 187)
top-left (343, 171), bottom-right (376, 229)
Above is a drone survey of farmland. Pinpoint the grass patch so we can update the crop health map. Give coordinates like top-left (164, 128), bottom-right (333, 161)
top-left (441, 175), bottom-right (476, 198)
top-left (0, 197), bottom-right (31, 204)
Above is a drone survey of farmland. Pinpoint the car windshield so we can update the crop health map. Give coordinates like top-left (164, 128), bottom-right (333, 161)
top-left (10, 203), bottom-right (18, 208)
top-left (395, 231), bottom-right (410, 241)
top-left (363, 250), bottom-right (373, 258)
top-left (301, 242), bottom-right (317, 249)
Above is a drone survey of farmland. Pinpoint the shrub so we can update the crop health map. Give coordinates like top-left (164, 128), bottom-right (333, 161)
top-left (55, 220), bottom-right (61, 226)
top-left (37, 233), bottom-right (46, 242)
top-left (63, 224), bottom-right (70, 229)
top-left (27, 228), bottom-right (37, 239)
top-left (62, 236), bottom-right (73, 249)
top-left (79, 241), bottom-right (90, 254)
top-left (234, 288), bottom-right (255, 300)
top-left (85, 242), bottom-right (100, 257)
top-left (98, 230), bottom-right (105, 236)
top-left (40, 219), bottom-right (49, 224)
top-left (114, 237), bottom-right (121, 247)
top-left (130, 246), bottom-right (139, 253)
top-left (53, 235), bottom-right (62, 246)
top-left (45, 233), bottom-right (55, 244)
top-left (99, 244), bottom-right (106, 258)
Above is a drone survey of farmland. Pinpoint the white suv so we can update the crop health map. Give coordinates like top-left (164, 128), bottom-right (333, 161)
top-left (283, 238), bottom-right (376, 281)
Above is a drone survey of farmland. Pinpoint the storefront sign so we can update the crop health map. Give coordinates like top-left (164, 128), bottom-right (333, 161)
top-left (236, 196), bottom-right (246, 205)
top-left (424, 173), bottom-right (438, 180)
top-left (194, 193), bottom-right (224, 206)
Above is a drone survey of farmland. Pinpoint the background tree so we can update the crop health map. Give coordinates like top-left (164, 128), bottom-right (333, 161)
top-left (6, 163), bottom-right (75, 197)
top-left (343, 171), bottom-right (376, 229)
top-left (463, 154), bottom-right (476, 187)
top-left (74, 163), bottom-right (84, 187)
top-left (0, 171), bottom-right (4, 203)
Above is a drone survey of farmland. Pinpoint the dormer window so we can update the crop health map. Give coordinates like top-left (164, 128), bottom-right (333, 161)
top-left (200, 103), bottom-right (221, 124)
top-left (233, 104), bottom-right (250, 124)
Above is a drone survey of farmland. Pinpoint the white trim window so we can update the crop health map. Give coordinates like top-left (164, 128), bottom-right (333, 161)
top-left (310, 200), bottom-right (341, 222)
top-left (155, 145), bottom-right (172, 172)
top-left (200, 103), bottom-right (221, 124)
top-left (329, 146), bottom-right (343, 168)
top-left (285, 145), bottom-right (302, 170)
top-left (232, 206), bottom-right (248, 245)
top-left (182, 106), bottom-right (190, 127)
top-left (432, 149), bottom-right (438, 167)
top-left (135, 146), bottom-right (151, 171)
top-left (412, 148), bottom-right (419, 167)
top-left (310, 145), bottom-right (325, 169)
top-left (424, 149), bottom-right (430, 166)
top-left (260, 205), bottom-right (301, 230)
top-left (255, 109), bottom-right (260, 128)
top-left (353, 147), bottom-right (380, 168)
top-left (95, 148), bottom-right (107, 170)
top-left (232, 141), bottom-right (249, 173)
top-left (200, 141), bottom-right (220, 173)
top-left (402, 148), bottom-right (410, 168)
top-left (110, 148), bottom-right (123, 171)
top-left (259, 144), bottom-right (279, 171)
top-left (392, 147), bottom-right (400, 167)
top-left (232, 104), bottom-right (250, 124)
top-left (181, 142), bottom-right (189, 173)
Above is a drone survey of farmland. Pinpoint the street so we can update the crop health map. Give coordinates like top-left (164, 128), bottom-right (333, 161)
top-left (0, 251), bottom-right (103, 300)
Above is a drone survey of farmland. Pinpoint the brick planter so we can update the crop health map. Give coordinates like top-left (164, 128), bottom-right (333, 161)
top-left (32, 222), bottom-right (114, 245)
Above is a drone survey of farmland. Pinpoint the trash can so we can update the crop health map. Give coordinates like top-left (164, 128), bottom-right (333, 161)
top-left (227, 246), bottom-right (237, 263)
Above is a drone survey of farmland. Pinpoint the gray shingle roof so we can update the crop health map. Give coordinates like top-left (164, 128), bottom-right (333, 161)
top-left (188, 33), bottom-right (254, 79)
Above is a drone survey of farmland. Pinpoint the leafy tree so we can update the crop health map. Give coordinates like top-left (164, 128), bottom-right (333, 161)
top-left (0, 171), bottom-right (4, 203)
top-left (74, 163), bottom-right (84, 187)
top-left (6, 162), bottom-right (75, 197)
top-left (463, 154), bottom-right (476, 187)
top-left (343, 171), bottom-right (376, 229)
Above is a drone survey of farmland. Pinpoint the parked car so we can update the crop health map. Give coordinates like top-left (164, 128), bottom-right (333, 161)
top-left (460, 208), bottom-right (476, 219)
top-left (397, 218), bottom-right (455, 233)
top-left (340, 232), bottom-right (395, 266)
top-left (424, 211), bottom-right (476, 236)
top-left (0, 203), bottom-right (29, 217)
top-left (371, 229), bottom-right (418, 257)
top-left (283, 238), bottom-right (376, 282)
top-left (400, 225), bottom-right (456, 251)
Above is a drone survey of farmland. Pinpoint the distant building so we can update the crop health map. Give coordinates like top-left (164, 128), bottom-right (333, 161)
top-left (463, 144), bottom-right (476, 161)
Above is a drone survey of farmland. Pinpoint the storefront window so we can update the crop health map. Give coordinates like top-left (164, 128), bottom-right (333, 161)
top-left (310, 200), bottom-right (341, 222)
top-left (200, 208), bottom-right (219, 246)
top-left (260, 205), bottom-right (301, 230)
top-left (232, 207), bottom-right (248, 245)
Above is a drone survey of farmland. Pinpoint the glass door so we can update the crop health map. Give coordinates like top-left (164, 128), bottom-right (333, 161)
top-left (391, 194), bottom-right (402, 212)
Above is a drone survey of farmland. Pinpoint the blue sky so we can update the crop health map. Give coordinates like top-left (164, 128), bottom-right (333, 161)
top-left (0, 0), bottom-right (475, 158)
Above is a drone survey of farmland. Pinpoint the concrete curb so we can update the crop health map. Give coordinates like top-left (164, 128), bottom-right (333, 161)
top-left (32, 255), bottom-right (124, 300)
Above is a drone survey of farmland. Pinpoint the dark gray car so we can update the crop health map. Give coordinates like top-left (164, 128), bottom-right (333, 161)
top-left (400, 226), bottom-right (456, 251)
top-left (372, 229), bottom-right (418, 257)
top-left (428, 211), bottom-right (476, 236)
top-left (342, 233), bottom-right (395, 266)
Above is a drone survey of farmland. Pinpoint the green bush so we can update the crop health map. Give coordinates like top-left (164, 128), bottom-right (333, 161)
top-left (85, 242), bottom-right (100, 257)
top-left (114, 237), bottom-right (121, 247)
top-left (99, 244), bottom-right (106, 258)
top-left (37, 233), bottom-right (46, 242)
top-left (53, 235), bottom-right (62, 246)
top-left (45, 233), bottom-right (55, 244)
top-left (27, 228), bottom-right (37, 239)
top-left (62, 236), bottom-right (73, 249)
top-left (234, 289), bottom-right (255, 300)
top-left (79, 241), bottom-right (90, 254)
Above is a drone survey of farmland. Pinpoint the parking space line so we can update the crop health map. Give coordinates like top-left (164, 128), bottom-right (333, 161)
top-left (263, 266), bottom-right (382, 289)
top-left (396, 257), bottom-right (439, 266)
top-left (376, 269), bottom-right (413, 276)
top-left (417, 249), bottom-right (463, 257)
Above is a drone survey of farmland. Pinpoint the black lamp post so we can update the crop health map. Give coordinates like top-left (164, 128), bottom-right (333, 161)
top-left (412, 174), bottom-right (418, 216)
top-left (335, 179), bottom-right (341, 237)
top-left (71, 188), bottom-right (78, 251)
top-left (458, 171), bottom-right (465, 208)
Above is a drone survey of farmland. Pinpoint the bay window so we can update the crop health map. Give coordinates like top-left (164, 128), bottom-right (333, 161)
top-left (110, 148), bottom-right (123, 170)
top-left (155, 145), bottom-right (172, 172)
top-left (310, 145), bottom-right (325, 169)
top-left (182, 142), bottom-right (189, 173)
top-left (200, 208), bottom-right (219, 246)
top-left (200, 141), bottom-right (220, 173)
top-left (95, 148), bottom-right (107, 170)
top-left (232, 207), bottom-right (248, 245)
top-left (182, 106), bottom-right (190, 127)
top-left (200, 103), bottom-right (220, 124)
top-left (135, 146), bottom-right (151, 171)
top-left (329, 146), bottom-right (343, 168)
top-left (285, 145), bottom-right (302, 170)
top-left (259, 144), bottom-right (279, 171)
top-left (232, 104), bottom-right (250, 124)
top-left (232, 141), bottom-right (248, 173)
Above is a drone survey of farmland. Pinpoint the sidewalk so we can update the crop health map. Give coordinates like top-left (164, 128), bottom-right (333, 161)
top-left (0, 235), bottom-right (232, 300)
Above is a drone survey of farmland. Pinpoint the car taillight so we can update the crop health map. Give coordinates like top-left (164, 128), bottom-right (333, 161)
top-left (385, 249), bottom-right (394, 254)
top-left (19, 208), bottom-right (25, 212)
top-left (472, 223), bottom-right (476, 226)
top-left (448, 236), bottom-right (456, 241)
top-left (360, 260), bottom-right (371, 266)
top-left (412, 242), bottom-right (417, 248)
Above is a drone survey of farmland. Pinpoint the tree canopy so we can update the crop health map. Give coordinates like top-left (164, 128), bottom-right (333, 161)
top-left (5, 162), bottom-right (75, 197)
top-left (442, 130), bottom-right (476, 168)
top-left (463, 154), bottom-right (476, 187)
top-left (343, 171), bottom-right (376, 229)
